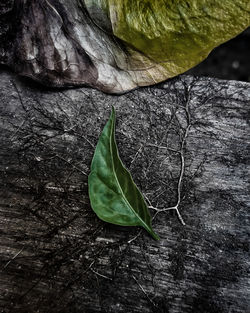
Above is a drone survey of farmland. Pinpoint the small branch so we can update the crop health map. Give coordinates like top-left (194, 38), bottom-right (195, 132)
top-left (146, 88), bottom-right (192, 226)
top-left (147, 137), bottom-right (187, 226)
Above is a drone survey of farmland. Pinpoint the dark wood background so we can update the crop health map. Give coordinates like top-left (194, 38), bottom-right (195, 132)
top-left (0, 69), bottom-right (249, 313)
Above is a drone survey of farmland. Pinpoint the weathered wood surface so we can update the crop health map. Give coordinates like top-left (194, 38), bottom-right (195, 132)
top-left (0, 69), bottom-right (249, 313)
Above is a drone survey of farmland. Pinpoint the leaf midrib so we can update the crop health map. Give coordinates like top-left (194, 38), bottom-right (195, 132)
top-left (109, 114), bottom-right (151, 232)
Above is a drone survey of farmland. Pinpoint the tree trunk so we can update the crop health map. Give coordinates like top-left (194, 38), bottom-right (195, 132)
top-left (0, 69), bottom-right (249, 313)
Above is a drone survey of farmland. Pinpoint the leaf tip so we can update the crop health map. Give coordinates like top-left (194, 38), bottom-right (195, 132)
top-left (151, 230), bottom-right (160, 241)
top-left (144, 225), bottom-right (160, 241)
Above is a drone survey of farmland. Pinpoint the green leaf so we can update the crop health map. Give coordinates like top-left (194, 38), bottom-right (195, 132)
top-left (88, 107), bottom-right (159, 240)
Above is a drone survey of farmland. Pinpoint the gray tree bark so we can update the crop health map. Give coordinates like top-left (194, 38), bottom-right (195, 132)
top-left (0, 69), bottom-right (249, 313)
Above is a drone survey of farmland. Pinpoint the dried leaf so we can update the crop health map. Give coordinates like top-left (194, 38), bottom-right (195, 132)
top-left (88, 107), bottom-right (159, 240)
top-left (1, 1), bottom-right (249, 93)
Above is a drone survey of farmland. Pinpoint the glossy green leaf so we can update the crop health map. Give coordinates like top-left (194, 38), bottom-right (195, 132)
top-left (88, 107), bottom-right (159, 240)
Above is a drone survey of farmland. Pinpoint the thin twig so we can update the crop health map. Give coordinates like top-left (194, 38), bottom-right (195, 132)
top-left (90, 268), bottom-right (112, 280)
top-left (132, 275), bottom-right (155, 306)
top-left (54, 154), bottom-right (88, 176)
top-left (147, 138), bottom-right (186, 226)
top-left (3, 247), bottom-right (24, 269)
top-left (129, 144), bottom-right (143, 169)
top-left (145, 89), bottom-right (192, 226)
top-left (128, 229), bottom-right (142, 244)
top-left (11, 80), bottom-right (27, 111)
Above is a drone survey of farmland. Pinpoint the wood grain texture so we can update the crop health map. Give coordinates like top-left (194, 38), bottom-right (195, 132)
top-left (0, 69), bottom-right (249, 313)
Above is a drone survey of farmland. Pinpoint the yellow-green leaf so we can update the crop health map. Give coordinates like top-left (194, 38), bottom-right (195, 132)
top-left (84, 0), bottom-right (250, 92)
